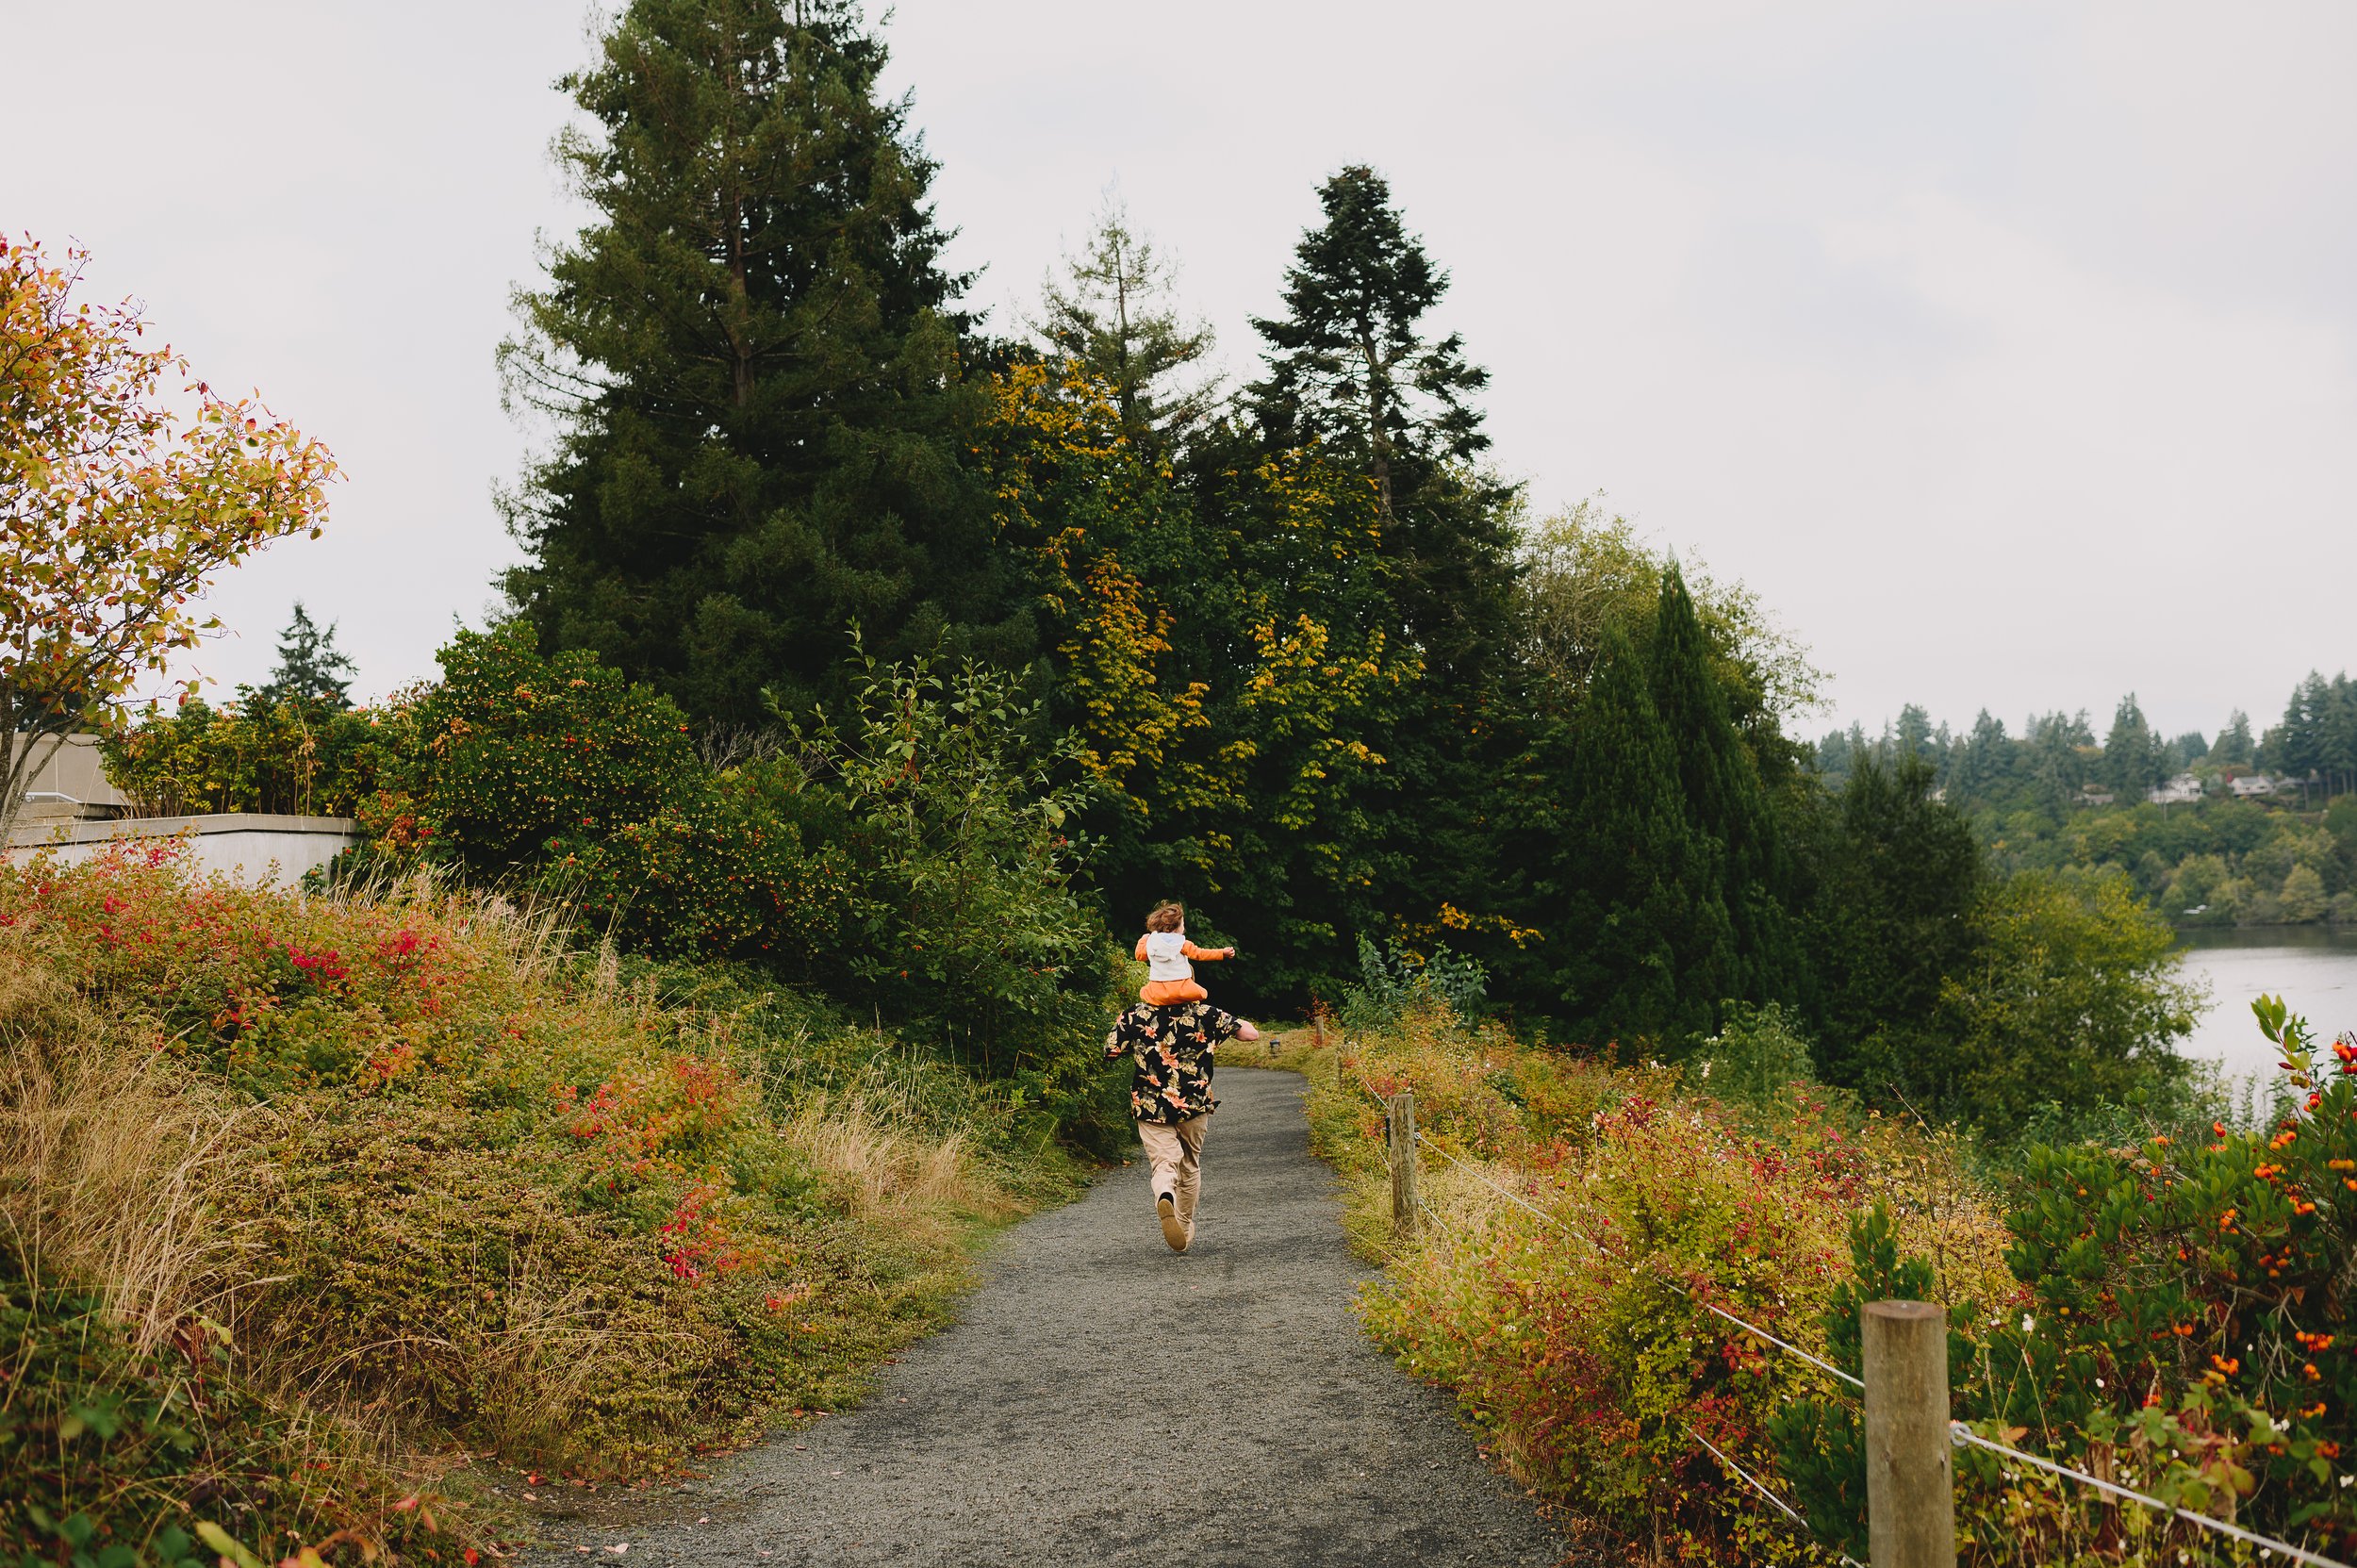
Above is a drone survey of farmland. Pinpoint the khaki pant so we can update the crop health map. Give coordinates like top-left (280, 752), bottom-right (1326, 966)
top-left (1135, 1114), bottom-right (1210, 1223)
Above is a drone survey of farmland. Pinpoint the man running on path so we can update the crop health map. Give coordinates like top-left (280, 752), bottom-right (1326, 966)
top-left (1104, 999), bottom-right (1260, 1252)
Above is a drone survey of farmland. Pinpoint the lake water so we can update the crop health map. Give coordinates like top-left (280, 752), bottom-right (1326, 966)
top-left (2175, 926), bottom-right (2357, 1082)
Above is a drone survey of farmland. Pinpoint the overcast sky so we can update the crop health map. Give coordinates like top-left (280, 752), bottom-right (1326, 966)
top-left (10, 1), bottom-right (2351, 741)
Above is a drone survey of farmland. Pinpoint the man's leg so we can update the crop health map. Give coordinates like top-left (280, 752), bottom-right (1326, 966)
top-left (1173, 1113), bottom-right (1210, 1229)
top-left (1134, 1118), bottom-right (1192, 1252)
top-left (1135, 1119), bottom-right (1182, 1201)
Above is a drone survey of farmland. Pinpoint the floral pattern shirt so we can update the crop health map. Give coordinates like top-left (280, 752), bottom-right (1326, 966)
top-left (1104, 1000), bottom-right (1241, 1124)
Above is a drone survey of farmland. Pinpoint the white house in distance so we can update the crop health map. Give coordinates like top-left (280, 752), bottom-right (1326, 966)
top-left (2230, 774), bottom-right (2280, 799)
top-left (2149, 773), bottom-right (2204, 805)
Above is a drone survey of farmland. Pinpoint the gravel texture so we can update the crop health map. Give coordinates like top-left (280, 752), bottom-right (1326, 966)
top-left (533, 1066), bottom-right (1573, 1566)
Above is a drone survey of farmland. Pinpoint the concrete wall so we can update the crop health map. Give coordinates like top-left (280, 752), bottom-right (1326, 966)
top-left (4, 813), bottom-right (360, 885)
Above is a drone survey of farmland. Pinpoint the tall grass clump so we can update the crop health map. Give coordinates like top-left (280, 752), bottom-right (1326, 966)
top-left (0, 846), bottom-right (1087, 1564)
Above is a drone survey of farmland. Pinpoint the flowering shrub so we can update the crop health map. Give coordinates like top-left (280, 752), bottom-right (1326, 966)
top-left (1304, 998), bottom-right (2357, 1564)
top-left (1303, 1006), bottom-right (2010, 1562)
top-left (99, 625), bottom-right (1118, 1118)
top-left (391, 620), bottom-right (701, 874)
top-left (0, 847), bottom-right (1082, 1560)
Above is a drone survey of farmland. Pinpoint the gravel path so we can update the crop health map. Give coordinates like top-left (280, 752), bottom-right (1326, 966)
top-left (539, 1067), bottom-right (1572, 1566)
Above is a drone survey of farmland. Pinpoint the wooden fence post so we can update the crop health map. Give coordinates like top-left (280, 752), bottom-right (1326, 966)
top-left (1863, 1300), bottom-right (1955, 1568)
top-left (1389, 1090), bottom-right (1419, 1240)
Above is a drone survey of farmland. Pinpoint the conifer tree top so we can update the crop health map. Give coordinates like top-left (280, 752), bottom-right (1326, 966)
top-left (243, 601), bottom-right (358, 711)
top-left (1248, 165), bottom-right (1491, 503)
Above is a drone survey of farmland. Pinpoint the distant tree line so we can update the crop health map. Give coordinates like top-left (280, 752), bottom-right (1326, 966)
top-left (1817, 678), bottom-right (2357, 931)
top-left (1819, 672), bottom-right (2357, 811)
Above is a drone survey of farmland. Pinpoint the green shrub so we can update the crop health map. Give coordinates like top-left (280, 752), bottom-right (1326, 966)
top-left (394, 620), bottom-right (702, 875)
top-left (1340, 937), bottom-right (1488, 1032)
top-left (99, 698), bottom-right (387, 817)
top-left (1920, 867), bottom-right (2203, 1140)
top-left (1691, 1000), bottom-right (1816, 1107)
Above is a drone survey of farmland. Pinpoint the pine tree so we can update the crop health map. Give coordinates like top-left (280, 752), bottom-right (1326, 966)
top-left (500, 0), bottom-right (1030, 723)
top-left (1947, 709), bottom-right (2013, 806)
top-left (1645, 565), bottom-right (1797, 1012)
top-left (242, 602), bottom-right (357, 710)
top-left (1033, 197), bottom-right (1217, 453)
top-left (1801, 753), bottom-right (1983, 1096)
top-left (1245, 165), bottom-right (1515, 679)
top-left (1550, 623), bottom-right (1721, 1044)
top-left (2102, 693), bottom-right (2166, 799)
top-left (2213, 708), bottom-right (2255, 767)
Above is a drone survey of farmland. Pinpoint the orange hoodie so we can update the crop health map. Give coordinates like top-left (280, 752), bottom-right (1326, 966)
top-left (1133, 934), bottom-right (1231, 1007)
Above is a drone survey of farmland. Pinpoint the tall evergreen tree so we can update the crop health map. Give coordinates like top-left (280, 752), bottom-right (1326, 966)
top-left (1646, 565), bottom-right (1798, 1011)
top-left (1947, 709), bottom-right (2012, 805)
top-left (2025, 710), bottom-right (2096, 804)
top-left (500, 0), bottom-right (1031, 722)
top-left (1245, 165), bottom-right (1514, 679)
top-left (242, 602), bottom-right (357, 710)
top-left (2102, 693), bottom-right (2166, 799)
top-left (1551, 623), bottom-right (1725, 1045)
top-left (2213, 708), bottom-right (2255, 767)
top-left (1800, 753), bottom-right (1983, 1095)
top-left (1033, 198), bottom-right (1217, 454)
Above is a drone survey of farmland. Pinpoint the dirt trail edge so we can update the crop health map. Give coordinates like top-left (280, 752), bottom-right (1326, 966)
top-left (536, 1067), bottom-right (1574, 1566)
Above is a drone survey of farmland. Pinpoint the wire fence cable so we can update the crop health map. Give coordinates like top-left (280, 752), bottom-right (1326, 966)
top-left (1407, 1127), bottom-right (1863, 1392)
top-left (1948, 1422), bottom-right (2351, 1568)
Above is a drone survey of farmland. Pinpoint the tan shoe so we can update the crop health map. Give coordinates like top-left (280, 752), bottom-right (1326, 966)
top-left (1158, 1192), bottom-right (1190, 1252)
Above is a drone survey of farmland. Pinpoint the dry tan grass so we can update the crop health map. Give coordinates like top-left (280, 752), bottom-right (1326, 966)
top-left (782, 1087), bottom-right (1012, 1235)
top-left (0, 942), bottom-right (265, 1353)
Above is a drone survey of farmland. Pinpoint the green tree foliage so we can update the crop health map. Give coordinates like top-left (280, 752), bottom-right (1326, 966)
top-left (1798, 753), bottom-right (1984, 1095)
top-left (1944, 709), bottom-right (2014, 805)
top-left (316, 621), bottom-right (1110, 1084)
top-left (973, 362), bottom-right (1414, 1003)
top-left (1032, 197), bottom-right (1217, 454)
top-left (1924, 867), bottom-right (2200, 1137)
top-left (389, 622), bottom-right (701, 875)
top-left (241, 602), bottom-right (357, 711)
top-left (1485, 544), bottom-right (1819, 1042)
top-left (1245, 164), bottom-right (1513, 680)
top-left (2102, 691), bottom-right (2166, 800)
top-left (2263, 670), bottom-right (2357, 794)
top-left (500, 0), bottom-right (1029, 723)
top-left (1514, 498), bottom-right (1820, 757)
top-left (99, 697), bottom-right (384, 819)
top-left (1544, 623), bottom-right (1728, 1043)
top-left (2213, 706), bottom-right (2255, 766)
top-left (1646, 565), bottom-right (1800, 1009)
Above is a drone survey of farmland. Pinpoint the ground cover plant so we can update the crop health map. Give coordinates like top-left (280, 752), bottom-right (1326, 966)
top-left (0, 846), bottom-right (1088, 1565)
top-left (1280, 998), bottom-right (2357, 1565)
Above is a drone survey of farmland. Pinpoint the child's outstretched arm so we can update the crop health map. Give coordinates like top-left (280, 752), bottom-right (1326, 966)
top-left (1180, 941), bottom-right (1235, 962)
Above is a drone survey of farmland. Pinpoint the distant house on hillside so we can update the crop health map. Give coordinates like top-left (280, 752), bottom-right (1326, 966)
top-left (2149, 773), bottom-right (2203, 805)
top-left (2076, 786), bottom-right (2117, 807)
top-left (2230, 774), bottom-right (2279, 799)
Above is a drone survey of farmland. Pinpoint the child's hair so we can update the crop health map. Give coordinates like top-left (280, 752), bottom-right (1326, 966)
top-left (1146, 900), bottom-right (1185, 933)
